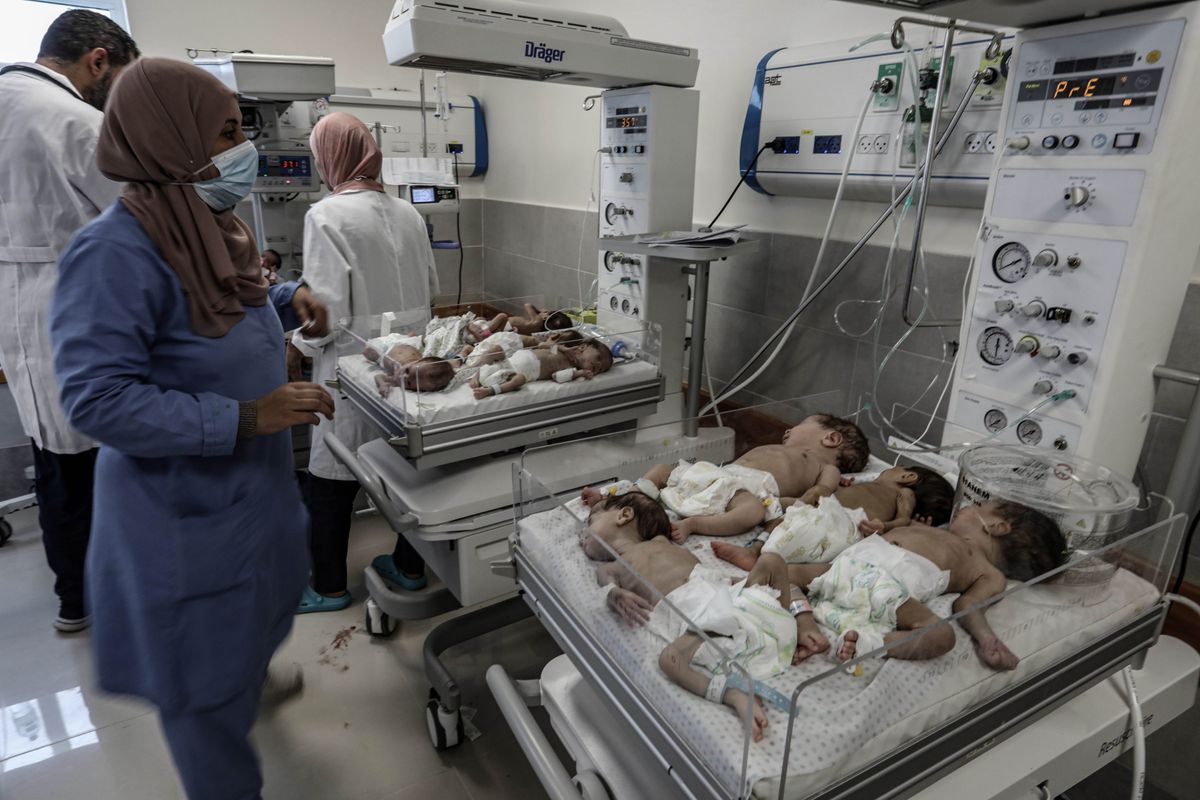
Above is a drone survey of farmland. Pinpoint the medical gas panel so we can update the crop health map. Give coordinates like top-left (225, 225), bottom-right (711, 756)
top-left (597, 85), bottom-right (699, 396)
top-left (741, 36), bottom-right (1007, 206)
top-left (945, 2), bottom-right (1200, 475)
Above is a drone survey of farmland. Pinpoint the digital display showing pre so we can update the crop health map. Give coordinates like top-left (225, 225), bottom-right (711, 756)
top-left (606, 115), bottom-right (647, 129)
top-left (1051, 75), bottom-right (1116, 99)
top-left (1018, 68), bottom-right (1162, 102)
top-left (258, 154), bottom-right (312, 177)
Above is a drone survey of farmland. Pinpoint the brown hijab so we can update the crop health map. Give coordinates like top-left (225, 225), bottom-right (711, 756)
top-left (96, 58), bottom-right (268, 338)
top-left (310, 112), bottom-right (385, 195)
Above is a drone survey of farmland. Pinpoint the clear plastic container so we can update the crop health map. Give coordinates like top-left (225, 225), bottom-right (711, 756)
top-left (955, 444), bottom-right (1140, 586)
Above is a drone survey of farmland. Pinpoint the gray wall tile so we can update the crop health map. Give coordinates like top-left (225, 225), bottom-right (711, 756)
top-left (543, 206), bottom-right (593, 271)
top-left (459, 198), bottom-right (482, 248)
top-left (482, 199), bottom-right (545, 260)
top-left (1154, 284), bottom-right (1200, 418)
top-left (706, 236), bottom-right (769, 316)
top-left (482, 247), bottom-right (514, 297)
top-left (433, 246), bottom-right (483, 302)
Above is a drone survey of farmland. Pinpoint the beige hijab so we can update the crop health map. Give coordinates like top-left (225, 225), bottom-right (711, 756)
top-left (96, 58), bottom-right (268, 338)
top-left (310, 112), bottom-right (385, 195)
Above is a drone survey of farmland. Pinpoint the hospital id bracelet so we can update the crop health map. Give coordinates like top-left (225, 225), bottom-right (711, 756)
top-left (237, 400), bottom-right (257, 439)
top-left (788, 596), bottom-right (812, 616)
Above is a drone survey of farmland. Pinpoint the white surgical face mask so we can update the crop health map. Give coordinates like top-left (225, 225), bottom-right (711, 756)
top-left (190, 140), bottom-right (259, 210)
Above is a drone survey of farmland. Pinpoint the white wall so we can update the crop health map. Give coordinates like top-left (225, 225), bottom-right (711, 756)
top-left (477, 0), bottom-right (986, 257)
top-left (125, 0), bottom-right (477, 95)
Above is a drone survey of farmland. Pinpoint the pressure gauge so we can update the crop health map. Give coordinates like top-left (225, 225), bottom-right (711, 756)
top-left (977, 326), bottom-right (1014, 366)
top-left (609, 296), bottom-right (620, 310)
top-left (992, 242), bottom-right (1031, 284)
top-left (603, 251), bottom-right (616, 272)
top-left (984, 408), bottom-right (1008, 433)
top-left (1016, 419), bottom-right (1043, 445)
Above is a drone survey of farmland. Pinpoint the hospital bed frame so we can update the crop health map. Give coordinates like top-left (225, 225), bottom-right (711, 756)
top-left (335, 364), bottom-right (665, 469)
top-left (508, 539), bottom-right (1177, 800)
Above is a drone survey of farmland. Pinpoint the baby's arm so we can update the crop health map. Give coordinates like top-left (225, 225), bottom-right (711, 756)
top-left (598, 562), bottom-right (653, 627)
top-left (643, 462), bottom-right (674, 488)
top-left (798, 463), bottom-right (842, 506)
top-left (859, 488), bottom-right (917, 535)
top-left (953, 569), bottom-right (1017, 670)
top-left (472, 373), bottom-right (527, 400)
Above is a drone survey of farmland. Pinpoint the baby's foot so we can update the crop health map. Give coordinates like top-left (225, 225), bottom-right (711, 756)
top-left (711, 541), bottom-right (759, 571)
top-left (722, 687), bottom-right (768, 743)
top-left (792, 614), bottom-right (830, 664)
top-left (835, 631), bottom-right (859, 662)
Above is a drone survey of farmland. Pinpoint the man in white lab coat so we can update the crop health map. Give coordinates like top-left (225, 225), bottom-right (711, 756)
top-left (0, 10), bottom-right (139, 631)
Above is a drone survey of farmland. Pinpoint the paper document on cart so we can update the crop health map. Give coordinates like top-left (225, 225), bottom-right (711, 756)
top-left (635, 224), bottom-right (746, 247)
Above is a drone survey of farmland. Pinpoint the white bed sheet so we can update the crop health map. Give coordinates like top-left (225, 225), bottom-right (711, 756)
top-left (337, 353), bottom-right (660, 426)
top-left (517, 501), bottom-right (1159, 799)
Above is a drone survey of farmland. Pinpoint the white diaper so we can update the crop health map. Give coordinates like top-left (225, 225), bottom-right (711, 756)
top-left (649, 565), bottom-right (797, 680)
top-left (660, 460), bottom-right (784, 523)
top-left (808, 534), bottom-right (950, 657)
top-left (477, 349), bottom-right (541, 390)
top-left (463, 331), bottom-right (524, 367)
top-left (760, 494), bottom-right (867, 564)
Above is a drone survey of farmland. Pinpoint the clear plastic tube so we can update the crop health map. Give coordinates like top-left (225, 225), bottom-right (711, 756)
top-left (1122, 668), bottom-right (1146, 800)
top-left (701, 82), bottom-right (876, 415)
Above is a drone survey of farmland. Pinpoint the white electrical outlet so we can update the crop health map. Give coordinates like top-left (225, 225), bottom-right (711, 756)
top-left (873, 134), bottom-right (890, 153)
top-left (857, 134), bottom-right (873, 154)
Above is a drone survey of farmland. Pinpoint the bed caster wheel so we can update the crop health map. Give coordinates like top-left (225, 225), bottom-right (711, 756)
top-left (0, 518), bottom-right (11, 547)
top-left (364, 598), bottom-right (395, 637)
top-left (425, 689), bottom-right (463, 750)
top-left (574, 770), bottom-right (612, 800)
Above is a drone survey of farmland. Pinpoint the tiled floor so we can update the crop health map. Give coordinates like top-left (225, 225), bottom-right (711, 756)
top-left (0, 506), bottom-right (560, 800)
top-left (2, 503), bottom-right (1197, 800)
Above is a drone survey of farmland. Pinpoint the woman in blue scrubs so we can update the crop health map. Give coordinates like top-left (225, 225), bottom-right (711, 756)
top-left (50, 58), bottom-right (334, 799)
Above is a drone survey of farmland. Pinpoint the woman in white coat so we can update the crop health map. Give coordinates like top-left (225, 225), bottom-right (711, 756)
top-left (293, 112), bottom-right (438, 612)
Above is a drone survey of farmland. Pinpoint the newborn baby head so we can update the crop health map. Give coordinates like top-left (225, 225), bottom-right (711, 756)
top-left (380, 344), bottom-right (422, 379)
top-left (582, 491), bottom-right (671, 561)
top-left (402, 357), bottom-right (455, 392)
top-left (950, 500), bottom-right (1067, 581)
top-left (569, 340), bottom-right (615, 375)
top-left (877, 465), bottom-right (956, 526)
top-left (781, 413), bottom-right (870, 473)
top-left (545, 311), bottom-right (573, 331)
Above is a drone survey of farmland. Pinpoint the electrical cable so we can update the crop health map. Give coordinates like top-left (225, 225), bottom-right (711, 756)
top-left (453, 153), bottom-right (464, 308)
top-left (1165, 591), bottom-right (1200, 618)
top-left (701, 87), bottom-right (875, 413)
top-left (705, 143), bottom-right (771, 232)
top-left (575, 149), bottom-right (604, 310)
top-left (1121, 667), bottom-right (1146, 800)
top-left (1170, 514), bottom-right (1200, 594)
top-left (700, 68), bottom-right (983, 419)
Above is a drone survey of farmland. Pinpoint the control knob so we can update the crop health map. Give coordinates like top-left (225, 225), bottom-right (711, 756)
top-left (1021, 300), bottom-right (1046, 317)
top-left (1040, 345), bottom-right (1061, 360)
top-left (1033, 249), bottom-right (1058, 268)
top-left (1067, 352), bottom-right (1089, 365)
top-left (1065, 185), bottom-right (1090, 207)
top-left (994, 299), bottom-right (1015, 313)
top-left (1033, 380), bottom-right (1055, 395)
top-left (1015, 336), bottom-right (1038, 354)
top-left (1007, 136), bottom-right (1031, 150)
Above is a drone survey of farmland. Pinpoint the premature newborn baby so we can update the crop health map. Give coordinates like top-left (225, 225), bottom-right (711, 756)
top-left (471, 303), bottom-right (574, 338)
top-left (363, 334), bottom-right (455, 396)
top-left (713, 465), bottom-right (956, 570)
top-left (469, 339), bottom-right (614, 400)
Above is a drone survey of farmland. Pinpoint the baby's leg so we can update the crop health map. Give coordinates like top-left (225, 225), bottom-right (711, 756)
top-left (486, 312), bottom-right (509, 330)
top-left (784, 562), bottom-right (832, 591)
top-left (658, 633), bottom-right (768, 742)
top-left (677, 491), bottom-right (766, 538)
top-left (883, 599), bottom-right (955, 661)
top-left (749, 553), bottom-right (829, 663)
top-left (711, 540), bottom-right (762, 571)
top-left (523, 303), bottom-right (541, 318)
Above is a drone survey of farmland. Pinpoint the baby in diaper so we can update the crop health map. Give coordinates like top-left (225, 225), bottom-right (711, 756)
top-left (363, 334), bottom-right (456, 397)
top-left (469, 302), bottom-right (574, 339)
top-left (772, 500), bottom-right (1067, 670)
top-left (712, 465), bottom-right (955, 570)
top-left (582, 481), bottom-right (830, 742)
top-left (468, 339), bottom-right (613, 400)
top-left (640, 414), bottom-right (870, 544)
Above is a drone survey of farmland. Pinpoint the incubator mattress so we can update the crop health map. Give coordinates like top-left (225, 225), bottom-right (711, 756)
top-left (337, 354), bottom-right (660, 426)
top-left (517, 501), bottom-right (1159, 799)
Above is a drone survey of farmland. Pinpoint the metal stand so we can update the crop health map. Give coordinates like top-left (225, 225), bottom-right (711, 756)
top-left (595, 236), bottom-right (760, 437)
